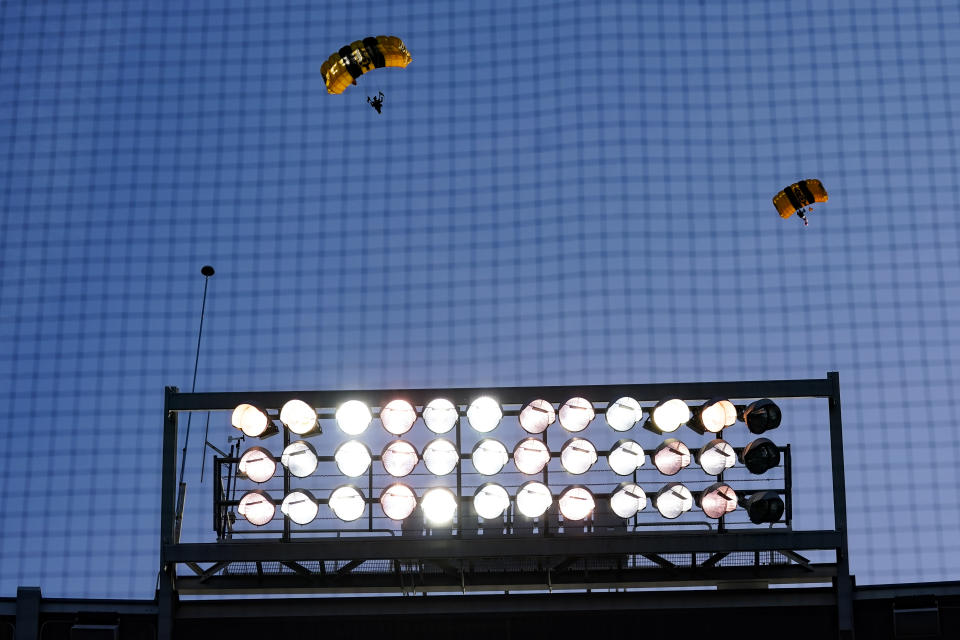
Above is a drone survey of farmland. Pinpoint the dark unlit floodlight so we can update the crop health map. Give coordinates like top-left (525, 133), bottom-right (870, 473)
top-left (605, 396), bottom-right (642, 432)
top-left (380, 483), bottom-right (417, 521)
top-left (698, 482), bottom-right (737, 519)
top-left (648, 398), bottom-right (691, 433)
top-left (380, 399), bottom-right (417, 435)
top-left (513, 437), bottom-right (551, 475)
top-left (381, 440), bottom-right (419, 477)
top-left (328, 485), bottom-right (365, 522)
top-left (610, 482), bottom-right (646, 518)
top-left (238, 446), bottom-right (276, 483)
top-left (559, 397), bottom-right (595, 432)
top-left (740, 437), bottom-right (781, 475)
top-left (281, 489), bottom-right (319, 525)
top-left (336, 400), bottom-right (372, 436)
top-left (519, 399), bottom-right (555, 434)
top-left (238, 490), bottom-right (275, 526)
top-left (558, 485), bottom-right (595, 521)
top-left (473, 483), bottom-right (510, 520)
top-left (694, 398), bottom-right (737, 434)
top-left (280, 440), bottom-right (319, 478)
top-left (279, 399), bottom-right (319, 436)
top-left (422, 438), bottom-right (459, 476)
top-left (698, 439), bottom-right (735, 476)
top-left (742, 398), bottom-right (782, 434)
top-left (653, 439), bottom-right (691, 476)
top-left (744, 490), bottom-right (785, 524)
top-left (471, 439), bottom-right (509, 475)
top-left (655, 482), bottom-right (693, 519)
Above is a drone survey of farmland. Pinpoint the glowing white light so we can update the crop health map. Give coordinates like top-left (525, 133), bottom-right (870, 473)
top-left (422, 438), bottom-right (459, 476)
top-left (281, 490), bottom-right (319, 525)
top-left (699, 399), bottom-right (737, 433)
top-left (516, 481), bottom-right (552, 518)
top-left (699, 439), bottom-right (736, 475)
top-left (238, 446), bottom-right (276, 483)
top-left (610, 483), bottom-right (646, 518)
top-left (473, 483), bottom-right (510, 520)
top-left (334, 440), bottom-right (372, 477)
top-left (653, 439), bottom-right (691, 476)
top-left (336, 400), bottom-right (372, 435)
top-left (605, 397), bottom-right (642, 431)
top-left (421, 488), bottom-right (458, 525)
top-left (232, 404), bottom-right (269, 437)
top-left (607, 440), bottom-right (645, 476)
top-left (238, 490), bottom-right (274, 526)
top-left (328, 486), bottom-right (365, 522)
top-left (471, 439), bottom-right (509, 475)
top-left (423, 398), bottom-right (458, 434)
top-left (281, 440), bottom-right (318, 478)
top-left (513, 438), bottom-right (551, 475)
top-left (655, 483), bottom-right (693, 519)
top-left (700, 483), bottom-right (738, 519)
top-left (559, 486), bottom-right (595, 521)
top-left (381, 440), bottom-right (419, 477)
top-left (380, 484), bottom-right (417, 521)
top-left (381, 399), bottom-right (417, 435)
top-left (279, 399), bottom-right (317, 435)
top-left (560, 437), bottom-right (598, 475)
top-left (467, 396), bottom-right (502, 433)
top-left (519, 399), bottom-right (555, 434)
top-left (559, 397), bottom-right (595, 432)
top-left (651, 399), bottom-right (691, 433)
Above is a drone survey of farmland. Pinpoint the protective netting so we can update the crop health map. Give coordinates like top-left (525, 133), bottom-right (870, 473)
top-left (1, 0), bottom-right (959, 598)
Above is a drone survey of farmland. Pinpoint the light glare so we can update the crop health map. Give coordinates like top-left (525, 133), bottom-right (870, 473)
top-left (473, 483), bottom-right (510, 520)
top-left (516, 481), bottom-right (553, 518)
top-left (334, 440), bottom-right (372, 477)
top-left (471, 439), bottom-right (509, 475)
top-left (422, 438), bottom-right (459, 476)
top-left (336, 400), bottom-right (372, 435)
top-left (699, 399), bottom-right (736, 433)
top-left (699, 439), bottom-right (735, 475)
top-left (651, 399), bottom-right (691, 433)
top-left (606, 397), bottom-right (642, 431)
top-left (467, 396), bottom-right (502, 433)
top-left (232, 404), bottom-right (269, 437)
top-left (380, 484), bottom-right (417, 521)
top-left (423, 398), bottom-right (458, 434)
top-left (328, 486), bottom-right (365, 522)
top-left (381, 399), bottom-right (417, 435)
top-left (279, 399), bottom-right (317, 435)
top-left (381, 440), bottom-right (419, 477)
top-left (421, 488), bottom-right (458, 525)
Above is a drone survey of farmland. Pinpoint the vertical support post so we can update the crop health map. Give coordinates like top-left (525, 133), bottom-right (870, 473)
top-left (158, 386), bottom-right (179, 640)
top-left (282, 422), bottom-right (291, 542)
top-left (455, 410), bottom-right (462, 536)
top-left (14, 586), bottom-right (41, 640)
top-left (827, 371), bottom-right (854, 638)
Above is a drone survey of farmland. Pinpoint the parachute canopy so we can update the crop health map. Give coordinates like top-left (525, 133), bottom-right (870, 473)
top-left (773, 179), bottom-right (828, 222)
top-left (321, 36), bottom-right (411, 95)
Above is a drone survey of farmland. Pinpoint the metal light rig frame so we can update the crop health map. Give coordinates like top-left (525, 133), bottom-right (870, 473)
top-left (158, 372), bottom-right (853, 637)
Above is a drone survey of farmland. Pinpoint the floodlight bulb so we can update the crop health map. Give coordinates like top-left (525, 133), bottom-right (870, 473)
top-left (232, 404), bottom-right (269, 437)
top-left (336, 400), bottom-right (372, 435)
top-left (559, 486), bottom-right (595, 521)
top-left (467, 396), bottom-right (502, 433)
top-left (743, 399), bottom-right (782, 434)
top-left (328, 486), bottom-right (365, 522)
top-left (651, 399), bottom-right (691, 433)
top-left (380, 484), bottom-right (417, 521)
top-left (741, 438), bottom-right (781, 475)
top-left (381, 440), bottom-right (419, 477)
top-left (422, 438), bottom-right (459, 476)
top-left (473, 483), bottom-right (510, 520)
top-left (560, 437), bottom-right (598, 475)
top-left (606, 397), bottom-right (642, 431)
top-left (238, 490), bottom-right (275, 526)
top-left (700, 483), bottom-right (737, 519)
top-left (421, 488), bottom-right (457, 525)
top-left (655, 483), bottom-right (693, 519)
top-left (279, 399), bottom-right (317, 435)
top-left (471, 439), bottom-right (509, 475)
top-left (559, 397), bottom-right (595, 432)
top-left (745, 490), bottom-right (785, 524)
top-left (699, 439), bottom-right (735, 475)
top-left (607, 440), bottom-right (645, 476)
top-left (519, 399), bottom-right (556, 434)
top-left (699, 399), bottom-right (736, 433)
top-left (423, 398), bottom-right (458, 434)
top-left (516, 481), bottom-right (552, 518)
top-left (281, 490), bottom-right (319, 525)
top-left (653, 439), bottom-right (691, 476)
top-left (334, 440), bottom-right (372, 477)
top-left (513, 438), bottom-right (551, 475)
top-left (280, 440), bottom-right (318, 478)
top-left (381, 399), bottom-right (417, 435)
top-left (238, 446), bottom-right (276, 483)
top-left (610, 483), bottom-right (646, 518)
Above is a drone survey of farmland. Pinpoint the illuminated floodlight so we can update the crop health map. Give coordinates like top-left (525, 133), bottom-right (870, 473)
top-left (279, 399), bottom-right (319, 436)
top-left (471, 439), bottom-right (509, 475)
top-left (740, 437), bottom-right (781, 475)
top-left (281, 489), bottom-right (319, 525)
top-left (560, 437), bottom-right (598, 475)
top-left (699, 482), bottom-right (737, 519)
top-left (280, 440), bottom-right (318, 478)
top-left (467, 396), bottom-right (502, 433)
top-left (559, 397), bottom-right (595, 432)
top-left (334, 440), bottom-right (372, 477)
top-left (473, 483), bottom-right (510, 520)
top-left (610, 482), bottom-right (647, 518)
top-left (558, 486), bottom-right (595, 521)
top-left (605, 396), bottom-right (642, 432)
top-left (381, 399), bottom-right (417, 435)
top-left (744, 490), bottom-right (785, 524)
top-left (238, 490), bottom-right (275, 526)
top-left (421, 487), bottom-right (458, 525)
top-left (380, 483), bottom-right (417, 521)
top-left (655, 483), bottom-right (693, 519)
top-left (698, 439), bottom-right (735, 475)
top-left (649, 398), bottom-right (691, 433)
top-left (328, 485), bottom-right (365, 522)
top-left (653, 439), bottom-right (691, 476)
top-left (695, 398), bottom-right (737, 434)
top-left (423, 398), bottom-right (458, 434)
top-left (519, 399), bottom-right (555, 434)
top-left (742, 399), bottom-right (782, 434)
top-left (238, 446), bottom-right (276, 483)
top-left (336, 400), bottom-right (372, 435)
top-left (381, 440), bottom-right (419, 477)
top-left (422, 438), bottom-right (459, 476)
top-left (516, 481), bottom-right (552, 518)
top-left (232, 404), bottom-right (272, 438)
top-left (513, 438), bottom-right (550, 475)
top-left (607, 439), bottom-right (645, 476)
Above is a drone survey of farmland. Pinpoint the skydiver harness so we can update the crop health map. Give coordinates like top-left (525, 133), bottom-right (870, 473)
top-left (785, 182), bottom-right (815, 226)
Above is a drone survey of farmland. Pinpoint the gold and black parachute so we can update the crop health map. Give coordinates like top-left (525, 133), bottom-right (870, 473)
top-left (321, 36), bottom-right (411, 95)
top-left (773, 179), bottom-right (828, 226)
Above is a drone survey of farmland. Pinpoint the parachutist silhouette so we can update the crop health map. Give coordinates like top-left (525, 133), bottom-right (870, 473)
top-left (367, 91), bottom-right (384, 114)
